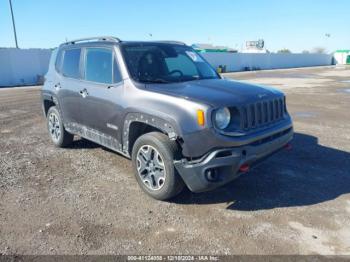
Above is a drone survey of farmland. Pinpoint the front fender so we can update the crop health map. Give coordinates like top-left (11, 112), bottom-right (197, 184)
top-left (121, 112), bottom-right (180, 154)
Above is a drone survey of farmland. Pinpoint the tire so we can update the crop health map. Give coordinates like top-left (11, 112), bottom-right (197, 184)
top-left (131, 132), bottom-right (185, 200)
top-left (46, 106), bottom-right (73, 147)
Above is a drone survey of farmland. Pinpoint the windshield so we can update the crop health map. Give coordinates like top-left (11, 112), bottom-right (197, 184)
top-left (121, 43), bottom-right (219, 83)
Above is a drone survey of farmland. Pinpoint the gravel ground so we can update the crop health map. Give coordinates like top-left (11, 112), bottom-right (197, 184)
top-left (0, 66), bottom-right (349, 255)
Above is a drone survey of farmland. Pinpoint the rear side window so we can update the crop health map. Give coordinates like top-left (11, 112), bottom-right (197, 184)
top-left (85, 48), bottom-right (113, 84)
top-left (62, 48), bottom-right (81, 78)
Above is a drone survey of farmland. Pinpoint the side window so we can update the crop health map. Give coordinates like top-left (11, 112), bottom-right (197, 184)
top-left (85, 48), bottom-right (113, 84)
top-left (165, 54), bottom-right (198, 76)
top-left (62, 48), bottom-right (81, 78)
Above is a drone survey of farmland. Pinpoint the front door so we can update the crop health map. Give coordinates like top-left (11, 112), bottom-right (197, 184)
top-left (80, 47), bottom-right (125, 147)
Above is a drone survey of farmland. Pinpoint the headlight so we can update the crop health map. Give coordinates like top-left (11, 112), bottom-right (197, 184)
top-left (214, 107), bottom-right (231, 129)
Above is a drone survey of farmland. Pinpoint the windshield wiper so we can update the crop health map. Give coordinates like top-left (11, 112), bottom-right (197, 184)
top-left (140, 78), bottom-right (170, 84)
top-left (180, 76), bottom-right (200, 82)
top-left (200, 76), bottom-right (218, 80)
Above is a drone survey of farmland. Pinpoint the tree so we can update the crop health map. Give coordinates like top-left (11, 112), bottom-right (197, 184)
top-left (277, 48), bottom-right (291, 53)
top-left (311, 47), bottom-right (327, 54)
top-left (302, 50), bottom-right (310, 54)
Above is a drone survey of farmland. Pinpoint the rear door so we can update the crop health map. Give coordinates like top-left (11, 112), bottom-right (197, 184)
top-left (80, 46), bottom-right (124, 139)
top-left (57, 48), bottom-right (84, 125)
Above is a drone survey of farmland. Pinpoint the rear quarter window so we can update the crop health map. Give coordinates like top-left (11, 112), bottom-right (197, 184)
top-left (62, 48), bottom-right (81, 79)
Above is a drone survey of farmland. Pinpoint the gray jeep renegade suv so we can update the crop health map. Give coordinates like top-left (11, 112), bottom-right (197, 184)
top-left (42, 36), bottom-right (293, 200)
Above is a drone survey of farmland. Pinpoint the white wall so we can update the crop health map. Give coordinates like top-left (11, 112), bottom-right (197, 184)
top-left (0, 49), bottom-right (334, 87)
top-left (0, 48), bottom-right (52, 86)
top-left (201, 52), bottom-right (333, 72)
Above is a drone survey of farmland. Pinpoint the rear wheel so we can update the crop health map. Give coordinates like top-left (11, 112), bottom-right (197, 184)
top-left (131, 132), bottom-right (184, 200)
top-left (47, 106), bottom-right (73, 147)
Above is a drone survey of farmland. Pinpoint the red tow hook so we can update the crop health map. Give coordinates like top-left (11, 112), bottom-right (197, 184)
top-left (239, 164), bottom-right (250, 173)
top-left (284, 143), bottom-right (292, 150)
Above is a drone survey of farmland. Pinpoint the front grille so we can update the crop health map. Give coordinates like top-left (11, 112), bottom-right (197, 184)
top-left (240, 97), bottom-right (286, 130)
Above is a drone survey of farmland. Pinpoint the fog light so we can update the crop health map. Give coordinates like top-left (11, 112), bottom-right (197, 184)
top-left (205, 168), bottom-right (219, 181)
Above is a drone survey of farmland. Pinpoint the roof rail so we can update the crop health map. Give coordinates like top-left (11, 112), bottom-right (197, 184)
top-left (155, 40), bottom-right (186, 46)
top-left (63, 36), bottom-right (121, 45)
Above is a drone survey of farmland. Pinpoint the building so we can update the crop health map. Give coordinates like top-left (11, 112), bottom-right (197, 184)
top-left (241, 39), bottom-right (269, 53)
top-left (333, 50), bottom-right (350, 65)
top-left (192, 43), bottom-right (237, 53)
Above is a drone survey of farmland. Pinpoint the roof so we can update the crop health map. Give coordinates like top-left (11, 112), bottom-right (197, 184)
top-left (192, 43), bottom-right (216, 49)
top-left (192, 43), bottom-right (237, 53)
top-left (60, 36), bottom-right (187, 48)
top-left (120, 41), bottom-right (186, 46)
top-left (335, 50), bottom-right (350, 53)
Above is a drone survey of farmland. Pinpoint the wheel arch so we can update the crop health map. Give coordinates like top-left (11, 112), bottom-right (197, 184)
top-left (42, 92), bottom-right (60, 117)
top-left (122, 112), bottom-right (181, 156)
top-left (41, 90), bottom-right (60, 114)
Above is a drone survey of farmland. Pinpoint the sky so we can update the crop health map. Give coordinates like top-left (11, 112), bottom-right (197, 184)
top-left (0, 0), bottom-right (349, 53)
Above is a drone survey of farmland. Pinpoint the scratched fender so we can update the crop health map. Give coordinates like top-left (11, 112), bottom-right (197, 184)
top-left (122, 112), bottom-right (179, 154)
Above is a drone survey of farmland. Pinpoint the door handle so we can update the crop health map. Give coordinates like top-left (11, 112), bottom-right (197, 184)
top-left (79, 88), bottom-right (89, 98)
top-left (54, 82), bottom-right (61, 90)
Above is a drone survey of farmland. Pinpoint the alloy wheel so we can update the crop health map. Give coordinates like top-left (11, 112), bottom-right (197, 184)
top-left (48, 112), bottom-right (61, 142)
top-left (136, 145), bottom-right (166, 190)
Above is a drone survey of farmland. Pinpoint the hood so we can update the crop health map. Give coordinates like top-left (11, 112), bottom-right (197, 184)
top-left (145, 79), bottom-right (284, 107)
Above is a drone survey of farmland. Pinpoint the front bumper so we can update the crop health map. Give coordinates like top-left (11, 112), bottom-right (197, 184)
top-left (174, 126), bottom-right (293, 192)
top-left (181, 117), bottom-right (293, 158)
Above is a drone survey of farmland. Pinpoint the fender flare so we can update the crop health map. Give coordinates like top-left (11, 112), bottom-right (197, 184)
top-left (42, 91), bottom-right (60, 114)
top-left (121, 112), bottom-right (180, 153)
top-left (41, 91), bottom-right (67, 127)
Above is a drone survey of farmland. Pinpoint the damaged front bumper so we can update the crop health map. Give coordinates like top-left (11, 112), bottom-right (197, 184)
top-left (174, 127), bottom-right (293, 193)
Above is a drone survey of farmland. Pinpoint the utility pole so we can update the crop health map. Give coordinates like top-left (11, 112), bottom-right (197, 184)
top-left (9, 0), bottom-right (19, 48)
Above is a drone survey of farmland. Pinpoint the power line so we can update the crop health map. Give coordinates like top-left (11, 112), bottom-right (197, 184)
top-left (9, 0), bottom-right (19, 48)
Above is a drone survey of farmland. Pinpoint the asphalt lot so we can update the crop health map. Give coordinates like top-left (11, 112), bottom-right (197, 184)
top-left (0, 66), bottom-right (349, 255)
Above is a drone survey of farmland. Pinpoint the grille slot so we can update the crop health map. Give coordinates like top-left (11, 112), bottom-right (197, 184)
top-left (240, 97), bottom-right (285, 131)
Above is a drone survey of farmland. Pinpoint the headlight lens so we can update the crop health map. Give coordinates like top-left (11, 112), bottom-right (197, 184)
top-left (214, 107), bottom-right (231, 129)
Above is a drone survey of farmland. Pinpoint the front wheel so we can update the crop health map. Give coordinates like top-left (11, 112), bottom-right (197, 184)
top-left (131, 132), bottom-right (184, 200)
top-left (46, 106), bottom-right (73, 147)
